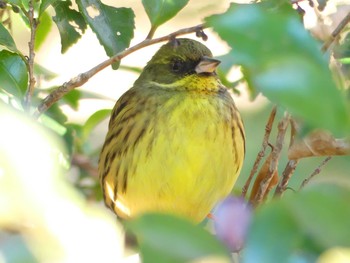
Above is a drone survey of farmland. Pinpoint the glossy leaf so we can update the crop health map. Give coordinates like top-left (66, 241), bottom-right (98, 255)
top-left (0, 23), bottom-right (18, 52)
top-left (82, 109), bottom-right (111, 141)
top-left (243, 183), bottom-right (350, 263)
top-left (207, 3), bottom-right (350, 135)
top-left (0, 50), bottom-right (28, 97)
top-left (127, 213), bottom-right (230, 263)
top-left (77, 0), bottom-right (135, 69)
top-left (52, 0), bottom-right (87, 53)
top-left (142, 0), bottom-right (189, 28)
top-left (35, 11), bottom-right (52, 51)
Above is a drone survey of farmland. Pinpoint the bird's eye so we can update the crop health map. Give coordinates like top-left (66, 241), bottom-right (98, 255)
top-left (171, 60), bottom-right (182, 73)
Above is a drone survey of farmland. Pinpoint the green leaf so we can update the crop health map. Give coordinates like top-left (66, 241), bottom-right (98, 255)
top-left (0, 22), bottom-right (18, 52)
top-left (39, 0), bottom-right (59, 15)
top-left (82, 109), bottom-right (111, 141)
top-left (142, 0), bottom-right (189, 28)
top-left (35, 11), bottom-right (52, 51)
top-left (34, 64), bottom-right (57, 81)
top-left (0, 50), bottom-right (28, 97)
top-left (127, 213), bottom-right (230, 263)
top-left (243, 183), bottom-right (350, 263)
top-left (61, 89), bottom-right (81, 110)
top-left (52, 0), bottom-right (87, 53)
top-left (206, 2), bottom-right (350, 135)
top-left (76, 0), bottom-right (135, 69)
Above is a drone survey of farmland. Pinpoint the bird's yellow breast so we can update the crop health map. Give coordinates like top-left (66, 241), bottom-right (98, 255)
top-left (100, 85), bottom-right (245, 223)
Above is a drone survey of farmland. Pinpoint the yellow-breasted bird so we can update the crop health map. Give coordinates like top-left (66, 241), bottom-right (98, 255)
top-left (99, 38), bottom-right (245, 223)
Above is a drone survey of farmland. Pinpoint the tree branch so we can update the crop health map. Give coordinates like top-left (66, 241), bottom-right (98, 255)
top-left (299, 156), bottom-right (332, 189)
top-left (252, 112), bottom-right (290, 205)
top-left (321, 11), bottom-right (350, 52)
top-left (33, 23), bottom-right (207, 118)
top-left (242, 106), bottom-right (277, 197)
top-left (24, 0), bottom-right (37, 109)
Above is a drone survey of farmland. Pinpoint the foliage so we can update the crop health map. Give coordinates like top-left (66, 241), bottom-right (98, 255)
top-left (0, 0), bottom-right (350, 262)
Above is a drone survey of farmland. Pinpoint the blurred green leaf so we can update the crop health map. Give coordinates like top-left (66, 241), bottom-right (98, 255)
top-left (243, 183), bottom-right (350, 263)
top-left (82, 109), bottom-right (111, 141)
top-left (62, 89), bottom-right (81, 110)
top-left (207, 3), bottom-right (350, 135)
top-left (6, 0), bottom-right (23, 7)
top-left (142, 0), bottom-right (189, 29)
top-left (52, 0), bottom-right (87, 53)
top-left (0, 22), bottom-right (18, 52)
top-left (34, 64), bottom-right (57, 81)
top-left (0, 50), bottom-right (28, 97)
top-left (44, 102), bottom-right (68, 130)
top-left (39, 0), bottom-right (58, 15)
top-left (35, 11), bottom-right (52, 51)
top-left (127, 213), bottom-right (230, 263)
top-left (76, 0), bottom-right (135, 69)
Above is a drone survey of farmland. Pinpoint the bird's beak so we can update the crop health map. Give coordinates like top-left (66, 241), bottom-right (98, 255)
top-left (195, 56), bottom-right (221, 74)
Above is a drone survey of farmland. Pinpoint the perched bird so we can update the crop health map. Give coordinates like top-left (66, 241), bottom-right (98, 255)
top-left (99, 38), bottom-right (245, 223)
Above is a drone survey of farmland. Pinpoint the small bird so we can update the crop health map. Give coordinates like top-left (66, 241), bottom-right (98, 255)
top-left (99, 38), bottom-right (245, 223)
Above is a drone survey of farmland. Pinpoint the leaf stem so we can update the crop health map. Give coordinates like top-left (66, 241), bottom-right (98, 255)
top-left (146, 25), bottom-right (157, 39)
top-left (33, 23), bottom-right (207, 118)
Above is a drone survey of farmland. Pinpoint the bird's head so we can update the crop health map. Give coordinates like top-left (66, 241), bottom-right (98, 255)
top-left (136, 38), bottom-right (221, 91)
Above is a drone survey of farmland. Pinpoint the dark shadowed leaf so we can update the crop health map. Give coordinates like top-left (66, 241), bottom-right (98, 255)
top-left (127, 213), bottom-right (230, 263)
top-left (52, 0), bottom-right (87, 53)
top-left (39, 0), bottom-right (59, 15)
top-left (77, 0), bottom-right (135, 69)
top-left (142, 0), bottom-right (189, 29)
top-left (0, 50), bottom-right (28, 97)
top-left (207, 2), bottom-right (350, 135)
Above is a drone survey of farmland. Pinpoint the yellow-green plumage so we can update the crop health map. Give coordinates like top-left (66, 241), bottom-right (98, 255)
top-left (99, 38), bottom-right (245, 223)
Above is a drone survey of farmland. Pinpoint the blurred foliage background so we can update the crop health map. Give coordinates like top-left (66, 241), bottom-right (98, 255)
top-left (1, 0), bottom-right (350, 262)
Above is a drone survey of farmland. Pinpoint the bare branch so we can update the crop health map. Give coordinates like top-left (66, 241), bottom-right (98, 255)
top-left (252, 112), bottom-right (290, 205)
top-left (274, 159), bottom-right (299, 197)
top-left (321, 11), bottom-right (350, 52)
top-left (33, 23), bottom-right (207, 118)
top-left (274, 120), bottom-right (300, 197)
top-left (299, 156), bottom-right (332, 190)
top-left (24, 0), bottom-right (37, 109)
top-left (242, 106), bottom-right (277, 197)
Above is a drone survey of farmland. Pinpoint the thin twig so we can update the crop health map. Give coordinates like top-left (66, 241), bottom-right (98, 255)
top-left (253, 113), bottom-right (290, 205)
top-left (299, 156), bottom-right (332, 190)
top-left (321, 11), bottom-right (350, 53)
top-left (274, 119), bottom-right (300, 197)
top-left (24, 0), bottom-right (37, 109)
top-left (242, 106), bottom-right (277, 197)
top-left (33, 23), bottom-right (207, 118)
top-left (274, 159), bottom-right (299, 197)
